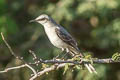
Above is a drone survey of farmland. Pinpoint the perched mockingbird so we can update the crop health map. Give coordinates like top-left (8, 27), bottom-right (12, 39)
top-left (30, 14), bottom-right (97, 73)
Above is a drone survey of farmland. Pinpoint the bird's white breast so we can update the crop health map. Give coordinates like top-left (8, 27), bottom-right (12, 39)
top-left (43, 24), bottom-right (67, 48)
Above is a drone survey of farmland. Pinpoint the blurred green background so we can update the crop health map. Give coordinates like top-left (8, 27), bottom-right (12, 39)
top-left (0, 0), bottom-right (120, 80)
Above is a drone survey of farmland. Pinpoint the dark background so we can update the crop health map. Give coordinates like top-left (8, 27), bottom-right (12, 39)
top-left (0, 0), bottom-right (120, 80)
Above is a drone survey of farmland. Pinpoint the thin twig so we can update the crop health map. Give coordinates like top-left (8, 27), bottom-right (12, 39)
top-left (30, 63), bottom-right (69, 80)
top-left (28, 50), bottom-right (41, 66)
top-left (1, 32), bottom-right (23, 61)
top-left (0, 32), bottom-right (120, 80)
top-left (38, 63), bottom-right (69, 76)
top-left (1, 33), bottom-right (37, 80)
top-left (0, 64), bottom-right (26, 73)
top-left (29, 50), bottom-right (37, 60)
top-left (93, 58), bottom-right (120, 63)
top-left (25, 64), bottom-right (37, 80)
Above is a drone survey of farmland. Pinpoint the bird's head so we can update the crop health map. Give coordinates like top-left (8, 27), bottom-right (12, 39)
top-left (29, 14), bottom-right (50, 24)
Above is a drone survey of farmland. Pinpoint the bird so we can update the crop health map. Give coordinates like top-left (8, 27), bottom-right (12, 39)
top-left (29, 14), bottom-right (97, 74)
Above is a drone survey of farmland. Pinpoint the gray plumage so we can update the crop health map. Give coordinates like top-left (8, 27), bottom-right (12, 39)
top-left (30, 14), bottom-right (97, 74)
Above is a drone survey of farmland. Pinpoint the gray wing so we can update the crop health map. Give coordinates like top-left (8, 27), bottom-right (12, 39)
top-left (55, 27), bottom-right (78, 49)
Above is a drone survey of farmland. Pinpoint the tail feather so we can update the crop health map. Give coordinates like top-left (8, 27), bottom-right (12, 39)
top-left (84, 64), bottom-right (93, 73)
top-left (88, 64), bottom-right (97, 74)
top-left (68, 47), bottom-right (97, 74)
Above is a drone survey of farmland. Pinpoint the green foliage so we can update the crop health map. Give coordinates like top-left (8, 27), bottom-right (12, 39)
top-left (91, 18), bottom-right (120, 48)
top-left (63, 63), bottom-right (69, 74)
top-left (0, 0), bottom-right (6, 15)
top-left (41, 63), bottom-right (49, 69)
top-left (76, 65), bottom-right (107, 80)
top-left (112, 52), bottom-right (120, 61)
top-left (75, 65), bottom-right (83, 70)
top-left (46, 0), bottom-right (75, 22)
top-left (0, 15), bottom-right (18, 42)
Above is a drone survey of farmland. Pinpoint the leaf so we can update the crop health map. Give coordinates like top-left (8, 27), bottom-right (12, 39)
top-left (85, 54), bottom-right (92, 59)
top-left (112, 52), bottom-right (120, 61)
top-left (63, 63), bottom-right (69, 75)
top-left (75, 65), bottom-right (83, 70)
top-left (41, 63), bottom-right (49, 69)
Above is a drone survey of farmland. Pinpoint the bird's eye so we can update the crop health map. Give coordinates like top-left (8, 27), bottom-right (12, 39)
top-left (37, 18), bottom-right (46, 21)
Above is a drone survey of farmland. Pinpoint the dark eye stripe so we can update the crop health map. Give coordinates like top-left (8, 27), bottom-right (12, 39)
top-left (37, 18), bottom-right (46, 21)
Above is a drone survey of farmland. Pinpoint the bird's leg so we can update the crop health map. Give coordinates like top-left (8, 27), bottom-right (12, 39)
top-left (66, 49), bottom-right (75, 57)
top-left (66, 48), bottom-right (69, 53)
top-left (54, 48), bottom-right (65, 60)
top-left (62, 48), bottom-right (64, 52)
top-left (54, 54), bottom-right (60, 60)
top-left (61, 48), bottom-right (68, 59)
top-left (55, 48), bottom-right (69, 60)
top-left (59, 48), bottom-right (69, 60)
top-left (61, 48), bottom-right (75, 59)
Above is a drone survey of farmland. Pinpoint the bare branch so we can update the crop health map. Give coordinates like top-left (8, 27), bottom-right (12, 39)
top-left (25, 64), bottom-right (37, 80)
top-left (0, 58), bottom-right (119, 80)
top-left (1, 32), bottom-right (24, 61)
top-left (30, 58), bottom-right (120, 80)
top-left (0, 64), bottom-right (37, 80)
top-left (0, 33), bottom-right (37, 80)
top-left (93, 58), bottom-right (120, 63)
top-left (0, 64), bottom-right (26, 73)
top-left (29, 58), bottom-right (120, 66)
top-left (29, 50), bottom-right (37, 60)
top-left (0, 32), bottom-right (120, 80)
top-left (30, 63), bottom-right (69, 80)
top-left (38, 63), bottom-right (70, 76)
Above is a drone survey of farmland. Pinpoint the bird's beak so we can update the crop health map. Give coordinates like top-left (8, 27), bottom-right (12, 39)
top-left (29, 19), bottom-right (37, 23)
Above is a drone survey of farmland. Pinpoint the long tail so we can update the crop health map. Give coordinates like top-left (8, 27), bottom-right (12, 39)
top-left (68, 47), bottom-right (97, 74)
top-left (84, 64), bottom-right (97, 74)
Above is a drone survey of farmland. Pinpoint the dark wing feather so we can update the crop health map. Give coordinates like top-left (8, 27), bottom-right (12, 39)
top-left (55, 27), bottom-right (78, 49)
